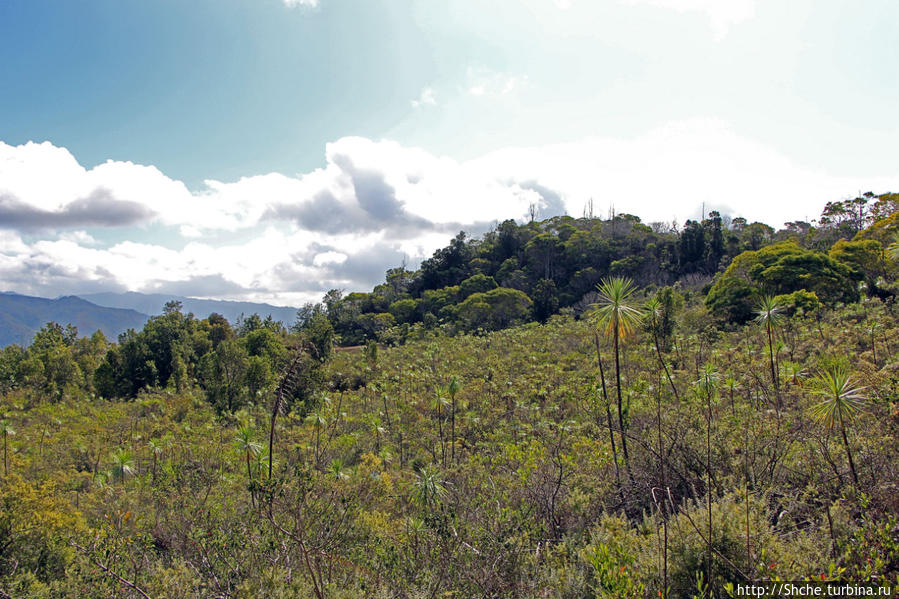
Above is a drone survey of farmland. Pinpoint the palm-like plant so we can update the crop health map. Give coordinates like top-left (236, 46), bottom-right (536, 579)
top-left (110, 448), bottom-right (135, 484)
top-left (147, 438), bottom-right (164, 481)
top-left (810, 366), bottom-right (867, 487)
top-left (413, 464), bottom-right (447, 510)
top-left (592, 277), bottom-right (644, 484)
top-left (887, 232), bottom-right (899, 262)
top-left (695, 363), bottom-right (719, 594)
top-left (1, 420), bottom-right (15, 477)
top-left (754, 296), bottom-right (784, 400)
top-left (645, 296), bottom-right (680, 402)
top-left (330, 457), bottom-right (349, 480)
top-left (433, 388), bottom-right (450, 467)
top-left (235, 425), bottom-right (262, 507)
top-left (447, 376), bottom-right (462, 464)
top-left (307, 407), bottom-right (327, 466)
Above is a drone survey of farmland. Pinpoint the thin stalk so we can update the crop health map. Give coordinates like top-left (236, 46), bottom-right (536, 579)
top-left (594, 333), bottom-right (623, 496)
top-left (613, 332), bottom-right (635, 487)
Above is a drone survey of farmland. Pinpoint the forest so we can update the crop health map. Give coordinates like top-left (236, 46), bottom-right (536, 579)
top-left (1, 191), bottom-right (898, 598)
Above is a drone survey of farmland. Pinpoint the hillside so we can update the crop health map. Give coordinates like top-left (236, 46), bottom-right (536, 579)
top-left (1, 301), bottom-right (898, 597)
top-left (78, 291), bottom-right (299, 327)
top-left (314, 192), bottom-right (899, 345)
top-left (1, 194), bottom-right (898, 597)
top-left (0, 293), bottom-right (149, 346)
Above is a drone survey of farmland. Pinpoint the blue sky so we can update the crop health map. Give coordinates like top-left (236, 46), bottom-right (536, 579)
top-left (1, 0), bottom-right (898, 305)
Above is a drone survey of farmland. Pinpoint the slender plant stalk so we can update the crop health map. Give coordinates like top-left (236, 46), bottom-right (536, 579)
top-left (706, 383), bottom-right (713, 598)
top-left (594, 333), bottom-right (623, 497)
top-left (614, 332), bottom-right (635, 486)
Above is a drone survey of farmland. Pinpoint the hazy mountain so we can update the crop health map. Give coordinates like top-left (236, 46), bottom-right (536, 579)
top-left (77, 292), bottom-right (299, 328)
top-left (0, 293), bottom-right (150, 347)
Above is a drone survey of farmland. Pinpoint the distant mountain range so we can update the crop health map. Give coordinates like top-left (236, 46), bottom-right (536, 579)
top-left (0, 293), bottom-right (149, 347)
top-left (0, 292), bottom-right (299, 347)
top-left (78, 292), bottom-right (299, 328)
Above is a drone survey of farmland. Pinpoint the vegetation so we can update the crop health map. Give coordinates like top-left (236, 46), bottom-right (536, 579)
top-left (303, 192), bottom-right (898, 346)
top-left (1, 192), bottom-right (898, 597)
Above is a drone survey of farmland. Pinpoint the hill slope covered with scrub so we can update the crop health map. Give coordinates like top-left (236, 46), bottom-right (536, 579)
top-left (314, 192), bottom-right (899, 345)
top-left (1, 192), bottom-right (898, 597)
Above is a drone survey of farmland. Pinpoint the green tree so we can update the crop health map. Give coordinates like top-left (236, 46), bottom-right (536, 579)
top-left (29, 323), bottom-right (82, 401)
top-left (829, 239), bottom-right (884, 287)
top-left (200, 340), bottom-right (249, 412)
top-left (456, 287), bottom-right (533, 331)
top-left (532, 278), bottom-right (560, 322)
top-left (458, 274), bottom-right (498, 299)
top-left (707, 242), bottom-right (857, 324)
top-left (388, 298), bottom-right (420, 324)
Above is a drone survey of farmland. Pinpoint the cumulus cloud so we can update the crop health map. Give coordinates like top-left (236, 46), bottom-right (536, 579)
top-left (262, 136), bottom-right (540, 236)
top-left (283, 0), bottom-right (319, 7)
top-left (0, 141), bottom-right (207, 230)
top-left (2, 120), bottom-right (897, 305)
top-left (411, 87), bottom-right (437, 109)
top-left (0, 190), bottom-right (153, 230)
top-left (470, 118), bottom-right (899, 225)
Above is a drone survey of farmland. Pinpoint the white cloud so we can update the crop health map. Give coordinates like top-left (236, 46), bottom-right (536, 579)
top-left (312, 251), bottom-right (348, 266)
top-left (58, 230), bottom-right (98, 245)
top-left (283, 0), bottom-right (319, 8)
top-left (179, 225), bottom-right (203, 238)
top-left (411, 87), bottom-right (437, 109)
top-left (2, 121), bottom-right (897, 304)
top-left (466, 67), bottom-right (528, 98)
top-left (622, 0), bottom-right (756, 40)
top-left (472, 118), bottom-right (899, 224)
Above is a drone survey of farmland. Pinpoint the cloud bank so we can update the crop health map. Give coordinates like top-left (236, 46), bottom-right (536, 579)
top-left (1, 119), bottom-right (896, 305)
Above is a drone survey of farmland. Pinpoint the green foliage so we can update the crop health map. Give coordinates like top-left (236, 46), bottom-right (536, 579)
top-left (200, 339), bottom-right (249, 412)
top-left (809, 366), bottom-right (867, 430)
top-left (388, 297), bottom-right (419, 324)
top-left (829, 239), bottom-right (884, 285)
top-left (591, 277), bottom-right (644, 339)
top-left (707, 242), bottom-right (857, 323)
top-left (772, 289), bottom-right (821, 316)
top-left (458, 273), bottom-right (498, 299)
top-left (0, 473), bottom-right (85, 584)
top-left (1, 195), bottom-right (898, 597)
top-left (456, 287), bottom-right (533, 331)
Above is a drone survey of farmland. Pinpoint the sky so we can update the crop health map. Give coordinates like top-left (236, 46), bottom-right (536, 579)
top-left (1, 0), bottom-right (898, 306)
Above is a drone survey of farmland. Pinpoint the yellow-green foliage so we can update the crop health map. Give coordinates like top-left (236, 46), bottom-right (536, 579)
top-left (2, 299), bottom-right (899, 597)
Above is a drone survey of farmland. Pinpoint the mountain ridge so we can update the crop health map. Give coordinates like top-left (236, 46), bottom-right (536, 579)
top-left (0, 292), bottom-right (300, 347)
top-left (77, 292), bottom-right (299, 328)
top-left (0, 293), bottom-right (150, 347)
